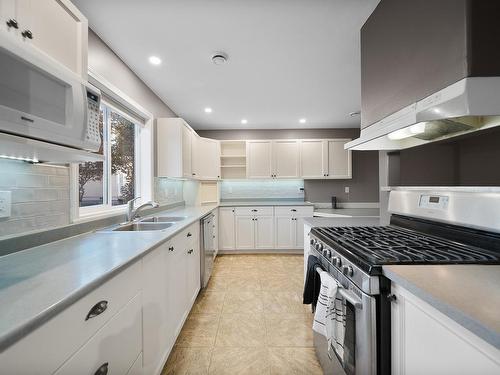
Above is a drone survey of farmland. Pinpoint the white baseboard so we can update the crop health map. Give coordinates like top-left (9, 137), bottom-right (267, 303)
top-left (218, 249), bottom-right (303, 255)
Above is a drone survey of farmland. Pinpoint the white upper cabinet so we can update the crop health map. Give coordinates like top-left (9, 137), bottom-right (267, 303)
top-left (158, 118), bottom-right (220, 180)
top-left (300, 139), bottom-right (327, 178)
top-left (326, 139), bottom-right (352, 179)
top-left (1, 0), bottom-right (88, 78)
top-left (273, 140), bottom-right (300, 178)
top-left (157, 118), bottom-right (194, 179)
top-left (193, 136), bottom-right (220, 180)
top-left (247, 140), bottom-right (273, 178)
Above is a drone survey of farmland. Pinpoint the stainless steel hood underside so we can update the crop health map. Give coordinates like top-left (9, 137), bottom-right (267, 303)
top-left (346, 77), bottom-right (500, 150)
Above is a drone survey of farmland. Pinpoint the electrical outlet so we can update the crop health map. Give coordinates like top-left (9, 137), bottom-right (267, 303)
top-left (344, 186), bottom-right (350, 194)
top-left (0, 191), bottom-right (12, 218)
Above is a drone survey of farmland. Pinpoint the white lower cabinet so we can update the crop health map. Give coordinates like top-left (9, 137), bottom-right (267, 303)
top-left (219, 207), bottom-right (235, 250)
top-left (142, 242), bottom-right (169, 375)
top-left (391, 283), bottom-right (500, 375)
top-left (235, 216), bottom-right (255, 250)
top-left (255, 215), bottom-right (274, 249)
top-left (226, 205), bottom-right (313, 251)
top-left (275, 206), bottom-right (314, 249)
top-left (54, 293), bottom-right (142, 375)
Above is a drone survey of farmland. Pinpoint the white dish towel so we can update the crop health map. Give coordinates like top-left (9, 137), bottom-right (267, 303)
top-left (312, 270), bottom-right (347, 360)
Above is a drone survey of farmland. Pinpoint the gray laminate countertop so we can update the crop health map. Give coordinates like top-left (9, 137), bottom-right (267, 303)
top-left (219, 200), bottom-right (314, 207)
top-left (0, 204), bottom-right (217, 352)
top-left (383, 264), bottom-right (500, 349)
top-left (313, 208), bottom-right (380, 218)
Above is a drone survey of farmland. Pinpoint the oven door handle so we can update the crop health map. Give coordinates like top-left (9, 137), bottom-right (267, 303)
top-left (338, 287), bottom-right (363, 310)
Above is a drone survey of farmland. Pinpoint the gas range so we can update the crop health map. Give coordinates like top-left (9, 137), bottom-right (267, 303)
top-left (310, 189), bottom-right (500, 375)
top-left (310, 221), bottom-right (500, 294)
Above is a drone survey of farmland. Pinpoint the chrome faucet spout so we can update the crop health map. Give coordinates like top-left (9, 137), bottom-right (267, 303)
top-left (127, 198), bottom-right (159, 222)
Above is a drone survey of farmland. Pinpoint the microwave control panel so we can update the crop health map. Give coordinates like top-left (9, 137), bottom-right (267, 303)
top-left (85, 90), bottom-right (101, 147)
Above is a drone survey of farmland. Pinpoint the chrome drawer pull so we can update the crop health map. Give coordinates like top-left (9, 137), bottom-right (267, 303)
top-left (94, 362), bottom-right (109, 375)
top-left (251, 209), bottom-right (258, 212)
top-left (187, 232), bottom-right (192, 237)
top-left (291, 209), bottom-right (297, 212)
top-left (187, 249), bottom-right (194, 254)
top-left (85, 300), bottom-right (108, 321)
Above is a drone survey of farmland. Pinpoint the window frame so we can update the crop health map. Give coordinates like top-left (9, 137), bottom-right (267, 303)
top-left (70, 70), bottom-right (154, 222)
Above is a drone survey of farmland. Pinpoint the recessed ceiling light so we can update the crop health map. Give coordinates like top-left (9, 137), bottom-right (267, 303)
top-left (148, 56), bottom-right (162, 65)
top-left (204, 107), bottom-right (212, 113)
top-left (241, 119), bottom-right (248, 124)
top-left (299, 118), bottom-right (307, 124)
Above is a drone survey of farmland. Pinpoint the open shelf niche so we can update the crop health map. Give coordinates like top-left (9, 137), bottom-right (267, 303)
top-left (220, 140), bottom-right (247, 179)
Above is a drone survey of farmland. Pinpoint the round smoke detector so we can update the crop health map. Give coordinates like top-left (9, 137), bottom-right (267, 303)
top-left (212, 52), bottom-right (228, 65)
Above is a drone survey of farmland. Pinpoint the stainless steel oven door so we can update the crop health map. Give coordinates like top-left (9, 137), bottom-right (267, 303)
top-left (314, 273), bottom-right (377, 375)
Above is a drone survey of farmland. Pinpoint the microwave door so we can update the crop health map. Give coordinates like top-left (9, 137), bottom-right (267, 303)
top-left (0, 39), bottom-right (91, 150)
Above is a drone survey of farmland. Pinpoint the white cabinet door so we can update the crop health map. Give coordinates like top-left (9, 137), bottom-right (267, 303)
top-left (247, 140), bottom-right (272, 178)
top-left (273, 140), bottom-right (300, 178)
top-left (0, 0), bottom-right (17, 34)
top-left (326, 139), bottom-right (352, 179)
top-left (255, 215), bottom-right (274, 249)
top-left (142, 244), bottom-right (168, 374)
top-left (300, 139), bottom-right (327, 178)
top-left (235, 216), bottom-right (255, 250)
top-left (294, 217), bottom-right (306, 249)
top-left (275, 216), bottom-right (294, 249)
top-left (219, 208), bottom-right (235, 250)
top-left (196, 137), bottom-right (220, 180)
top-left (391, 284), bottom-right (500, 375)
top-left (185, 239), bottom-right (200, 306)
top-left (166, 235), bottom-right (186, 342)
top-left (183, 125), bottom-right (193, 178)
top-left (16, 0), bottom-right (88, 77)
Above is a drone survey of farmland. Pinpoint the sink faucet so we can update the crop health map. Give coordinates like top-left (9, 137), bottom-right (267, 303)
top-left (127, 197), bottom-right (159, 222)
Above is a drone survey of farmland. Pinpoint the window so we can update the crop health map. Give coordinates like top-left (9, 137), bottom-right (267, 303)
top-left (79, 102), bottom-right (139, 210)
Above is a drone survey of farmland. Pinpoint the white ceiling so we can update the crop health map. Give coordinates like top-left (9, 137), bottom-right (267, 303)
top-left (74, 0), bottom-right (380, 130)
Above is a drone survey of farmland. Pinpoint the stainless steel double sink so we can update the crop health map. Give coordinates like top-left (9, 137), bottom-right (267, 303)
top-left (103, 216), bottom-right (187, 232)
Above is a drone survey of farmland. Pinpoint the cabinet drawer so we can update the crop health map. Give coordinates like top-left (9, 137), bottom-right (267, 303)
top-left (54, 293), bottom-right (142, 375)
top-left (0, 261), bottom-right (141, 374)
top-left (234, 207), bottom-right (273, 216)
top-left (274, 206), bottom-right (313, 217)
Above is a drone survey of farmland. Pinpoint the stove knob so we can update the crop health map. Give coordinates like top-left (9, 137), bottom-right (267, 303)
top-left (324, 249), bottom-right (331, 258)
top-left (333, 257), bottom-right (342, 268)
top-left (310, 238), bottom-right (315, 245)
top-left (316, 243), bottom-right (323, 252)
top-left (342, 265), bottom-right (354, 277)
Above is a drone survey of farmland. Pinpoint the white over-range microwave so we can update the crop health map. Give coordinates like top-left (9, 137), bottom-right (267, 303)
top-left (0, 32), bottom-right (101, 152)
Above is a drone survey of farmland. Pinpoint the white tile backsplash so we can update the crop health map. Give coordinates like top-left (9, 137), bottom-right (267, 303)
top-left (154, 177), bottom-right (184, 205)
top-left (0, 160), bottom-right (71, 238)
top-left (220, 179), bottom-right (304, 200)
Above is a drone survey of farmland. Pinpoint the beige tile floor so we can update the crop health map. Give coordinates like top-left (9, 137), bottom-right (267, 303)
top-left (162, 254), bottom-right (324, 375)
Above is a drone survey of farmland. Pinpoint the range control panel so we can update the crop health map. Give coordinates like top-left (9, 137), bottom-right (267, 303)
top-left (418, 194), bottom-right (449, 210)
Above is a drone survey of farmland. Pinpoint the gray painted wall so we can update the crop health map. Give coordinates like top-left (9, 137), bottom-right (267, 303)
top-left (198, 128), bottom-right (380, 204)
top-left (388, 127), bottom-right (500, 186)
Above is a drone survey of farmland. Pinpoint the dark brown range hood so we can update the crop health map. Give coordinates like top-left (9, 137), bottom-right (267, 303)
top-left (346, 0), bottom-right (500, 150)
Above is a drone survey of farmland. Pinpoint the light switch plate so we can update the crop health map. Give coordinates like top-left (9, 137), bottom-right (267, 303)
top-left (344, 186), bottom-right (350, 194)
top-left (0, 191), bottom-right (12, 218)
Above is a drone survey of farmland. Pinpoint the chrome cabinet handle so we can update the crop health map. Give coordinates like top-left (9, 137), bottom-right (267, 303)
top-left (291, 209), bottom-right (297, 212)
top-left (6, 19), bottom-right (18, 29)
top-left (387, 294), bottom-right (397, 303)
top-left (168, 246), bottom-right (174, 251)
top-left (187, 232), bottom-right (192, 237)
top-left (187, 249), bottom-right (194, 254)
top-left (21, 30), bottom-right (33, 39)
top-left (251, 209), bottom-right (258, 212)
top-left (94, 362), bottom-right (108, 375)
top-left (85, 300), bottom-right (108, 321)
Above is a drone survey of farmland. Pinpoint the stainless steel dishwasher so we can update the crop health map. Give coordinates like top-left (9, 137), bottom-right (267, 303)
top-left (200, 212), bottom-right (216, 288)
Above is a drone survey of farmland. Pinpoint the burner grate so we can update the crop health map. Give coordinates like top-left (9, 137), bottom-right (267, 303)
top-left (313, 226), bottom-right (500, 266)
